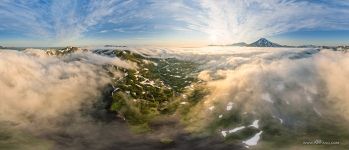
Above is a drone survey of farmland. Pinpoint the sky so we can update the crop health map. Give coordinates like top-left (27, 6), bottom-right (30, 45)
top-left (0, 0), bottom-right (349, 47)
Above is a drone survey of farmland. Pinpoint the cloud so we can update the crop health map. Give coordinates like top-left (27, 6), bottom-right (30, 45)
top-left (177, 0), bottom-right (349, 44)
top-left (0, 49), bottom-right (135, 130)
top-left (0, 49), bottom-right (241, 150)
top-left (0, 0), bottom-right (148, 45)
top-left (1, 0), bottom-right (349, 45)
top-left (48, 0), bottom-right (123, 44)
top-left (1, 46), bottom-right (348, 149)
top-left (99, 30), bottom-right (108, 33)
top-left (0, 0), bottom-right (53, 37)
top-left (122, 46), bottom-right (349, 148)
top-left (0, 49), bottom-right (143, 149)
top-left (184, 49), bottom-right (349, 135)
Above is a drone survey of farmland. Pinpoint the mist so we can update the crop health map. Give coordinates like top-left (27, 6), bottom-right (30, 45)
top-left (183, 49), bottom-right (349, 148)
top-left (0, 47), bottom-right (348, 149)
top-left (0, 49), bottom-right (137, 149)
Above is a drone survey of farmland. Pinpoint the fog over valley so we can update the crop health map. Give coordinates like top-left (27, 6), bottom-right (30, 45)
top-left (0, 46), bottom-right (348, 149)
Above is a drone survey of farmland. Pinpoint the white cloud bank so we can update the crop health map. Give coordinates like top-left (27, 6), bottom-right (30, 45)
top-left (184, 48), bottom-right (349, 133)
top-left (0, 49), bottom-right (133, 131)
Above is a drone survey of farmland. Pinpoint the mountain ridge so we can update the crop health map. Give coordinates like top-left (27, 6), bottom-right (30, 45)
top-left (209, 38), bottom-right (284, 47)
top-left (249, 38), bottom-right (282, 47)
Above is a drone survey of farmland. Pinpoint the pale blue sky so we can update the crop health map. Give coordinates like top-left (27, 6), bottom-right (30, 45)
top-left (0, 0), bottom-right (349, 47)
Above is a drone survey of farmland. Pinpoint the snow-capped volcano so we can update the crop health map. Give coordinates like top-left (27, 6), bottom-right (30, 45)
top-left (249, 38), bottom-right (282, 47)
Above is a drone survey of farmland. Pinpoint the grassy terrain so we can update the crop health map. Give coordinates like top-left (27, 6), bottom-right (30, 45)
top-left (108, 50), bottom-right (202, 130)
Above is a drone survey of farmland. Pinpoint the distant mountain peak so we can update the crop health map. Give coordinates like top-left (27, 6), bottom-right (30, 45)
top-left (208, 38), bottom-right (284, 47)
top-left (249, 38), bottom-right (282, 47)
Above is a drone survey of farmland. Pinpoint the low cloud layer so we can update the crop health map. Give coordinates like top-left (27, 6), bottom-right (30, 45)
top-left (1, 47), bottom-right (348, 149)
top-left (186, 49), bottom-right (349, 135)
top-left (0, 49), bottom-right (132, 133)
